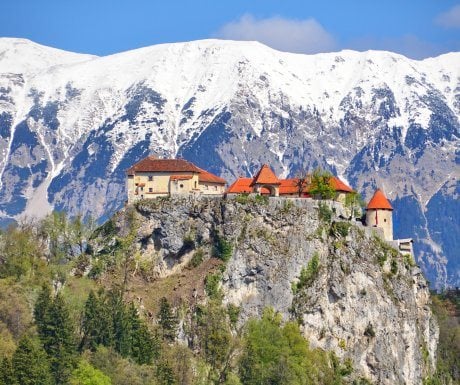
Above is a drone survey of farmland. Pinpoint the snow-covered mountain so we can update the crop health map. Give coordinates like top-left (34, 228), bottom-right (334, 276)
top-left (0, 37), bottom-right (458, 287)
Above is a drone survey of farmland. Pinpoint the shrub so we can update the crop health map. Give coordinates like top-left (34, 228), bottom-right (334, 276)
top-left (318, 202), bottom-right (332, 223)
top-left (280, 199), bottom-right (294, 213)
top-left (390, 259), bottom-right (398, 275)
top-left (235, 193), bottom-right (250, 204)
top-left (88, 260), bottom-right (104, 279)
top-left (403, 253), bottom-right (416, 268)
top-left (227, 304), bottom-right (241, 326)
top-left (214, 236), bottom-right (233, 262)
top-left (205, 273), bottom-right (223, 300)
top-left (377, 252), bottom-right (387, 267)
top-left (254, 194), bottom-right (269, 205)
top-left (295, 253), bottom-right (320, 291)
top-left (340, 358), bottom-right (353, 376)
top-left (331, 221), bottom-right (351, 237)
top-left (188, 249), bottom-right (204, 268)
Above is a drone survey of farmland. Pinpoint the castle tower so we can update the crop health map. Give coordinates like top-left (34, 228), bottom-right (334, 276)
top-left (250, 164), bottom-right (280, 197)
top-left (366, 189), bottom-right (393, 241)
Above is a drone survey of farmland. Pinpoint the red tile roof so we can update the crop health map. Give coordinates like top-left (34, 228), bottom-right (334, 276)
top-left (227, 173), bottom-right (353, 197)
top-left (197, 168), bottom-right (226, 184)
top-left (127, 156), bottom-right (199, 174)
top-left (330, 177), bottom-right (354, 193)
top-left (226, 178), bottom-right (253, 194)
top-left (279, 178), bottom-right (308, 195)
top-left (366, 189), bottom-right (393, 210)
top-left (250, 164), bottom-right (280, 185)
top-left (127, 156), bottom-right (226, 185)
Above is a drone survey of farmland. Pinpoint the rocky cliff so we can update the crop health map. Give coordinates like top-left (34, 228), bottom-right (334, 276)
top-left (99, 195), bottom-right (438, 385)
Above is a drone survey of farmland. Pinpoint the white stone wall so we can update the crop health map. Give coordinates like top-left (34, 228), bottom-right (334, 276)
top-left (366, 209), bottom-right (393, 241)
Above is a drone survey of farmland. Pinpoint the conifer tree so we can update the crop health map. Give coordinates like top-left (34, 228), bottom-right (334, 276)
top-left (80, 290), bottom-right (113, 352)
top-left (46, 293), bottom-right (76, 384)
top-left (0, 357), bottom-right (17, 385)
top-left (34, 284), bottom-right (53, 343)
top-left (156, 361), bottom-right (177, 385)
top-left (80, 290), bottom-right (99, 351)
top-left (157, 297), bottom-right (178, 342)
top-left (12, 335), bottom-right (53, 385)
top-left (35, 288), bottom-right (76, 385)
top-left (109, 290), bottom-right (132, 358)
top-left (127, 302), bottom-right (158, 364)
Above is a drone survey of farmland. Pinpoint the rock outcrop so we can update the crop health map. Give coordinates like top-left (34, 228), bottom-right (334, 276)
top-left (102, 195), bottom-right (438, 384)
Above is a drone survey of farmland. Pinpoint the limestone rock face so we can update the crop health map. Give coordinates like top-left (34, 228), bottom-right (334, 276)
top-left (108, 196), bottom-right (438, 384)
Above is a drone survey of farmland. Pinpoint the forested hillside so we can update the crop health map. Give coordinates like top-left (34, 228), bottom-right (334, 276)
top-left (0, 211), bottom-right (360, 385)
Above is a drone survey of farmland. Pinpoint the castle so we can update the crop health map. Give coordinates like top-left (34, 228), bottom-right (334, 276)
top-left (126, 156), bottom-right (226, 201)
top-left (127, 157), bottom-right (413, 255)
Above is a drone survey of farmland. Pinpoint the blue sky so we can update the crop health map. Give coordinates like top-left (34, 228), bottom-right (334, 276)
top-left (2, 0), bottom-right (460, 59)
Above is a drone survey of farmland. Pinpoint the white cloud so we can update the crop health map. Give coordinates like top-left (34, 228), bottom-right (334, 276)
top-left (215, 14), bottom-right (336, 54)
top-left (435, 4), bottom-right (460, 28)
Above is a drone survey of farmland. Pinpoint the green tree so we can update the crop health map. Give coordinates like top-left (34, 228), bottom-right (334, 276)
top-left (34, 284), bottom-right (53, 337)
top-left (344, 191), bottom-right (364, 219)
top-left (126, 302), bottom-right (157, 365)
top-left (49, 294), bottom-right (77, 384)
top-left (12, 335), bottom-right (53, 385)
top-left (156, 361), bottom-right (177, 385)
top-left (428, 292), bottom-right (460, 383)
top-left (239, 308), bottom-right (346, 385)
top-left (81, 290), bottom-right (100, 351)
top-left (157, 297), bottom-right (178, 342)
top-left (68, 215), bottom-right (95, 256)
top-left (0, 280), bottom-right (33, 340)
top-left (0, 224), bottom-right (45, 280)
top-left (81, 290), bottom-right (156, 364)
top-left (88, 346), bottom-right (158, 385)
top-left (0, 357), bottom-right (17, 385)
top-left (80, 290), bottom-right (114, 352)
top-left (108, 290), bottom-right (132, 358)
top-left (40, 211), bottom-right (69, 263)
top-left (35, 288), bottom-right (76, 385)
top-left (239, 308), bottom-right (285, 385)
top-left (69, 360), bottom-right (111, 385)
top-left (309, 168), bottom-right (336, 200)
top-left (195, 301), bottom-right (233, 382)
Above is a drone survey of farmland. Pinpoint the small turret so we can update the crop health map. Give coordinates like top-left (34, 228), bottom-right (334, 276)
top-left (250, 164), bottom-right (280, 196)
top-left (366, 189), bottom-right (393, 241)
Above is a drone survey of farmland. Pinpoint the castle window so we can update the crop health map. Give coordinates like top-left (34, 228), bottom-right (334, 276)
top-left (384, 219), bottom-right (387, 222)
top-left (148, 176), bottom-right (153, 181)
top-left (149, 188), bottom-right (153, 192)
top-left (180, 184), bottom-right (184, 188)
top-left (140, 187), bottom-right (144, 191)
